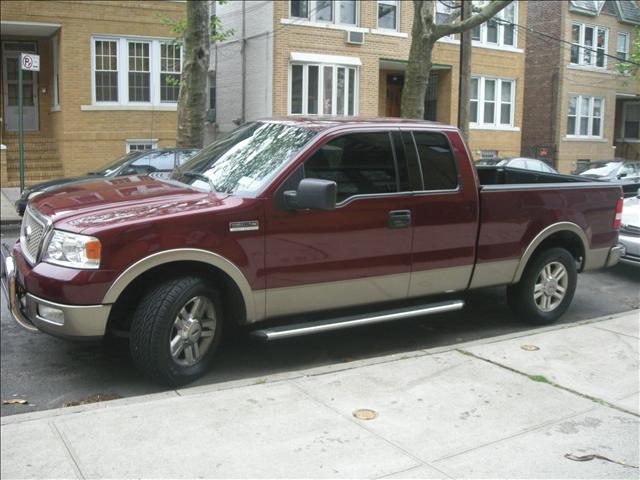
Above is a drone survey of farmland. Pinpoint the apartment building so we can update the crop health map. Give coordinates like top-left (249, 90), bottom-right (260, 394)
top-left (0, 1), bottom-right (185, 187)
top-left (210, 0), bottom-right (527, 161)
top-left (522, 0), bottom-right (639, 173)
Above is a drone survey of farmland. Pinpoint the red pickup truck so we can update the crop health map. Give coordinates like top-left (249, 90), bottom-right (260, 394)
top-left (1, 118), bottom-right (625, 385)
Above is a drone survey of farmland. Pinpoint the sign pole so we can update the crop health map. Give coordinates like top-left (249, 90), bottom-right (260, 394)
top-left (18, 58), bottom-right (24, 193)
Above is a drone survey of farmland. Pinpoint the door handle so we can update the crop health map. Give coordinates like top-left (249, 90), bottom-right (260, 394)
top-left (388, 210), bottom-right (411, 229)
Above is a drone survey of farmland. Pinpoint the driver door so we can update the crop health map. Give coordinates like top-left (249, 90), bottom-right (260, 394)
top-left (263, 130), bottom-right (413, 318)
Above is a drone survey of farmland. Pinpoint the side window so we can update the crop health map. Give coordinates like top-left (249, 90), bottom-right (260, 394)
top-left (509, 158), bottom-right (527, 169)
top-left (529, 160), bottom-right (544, 172)
top-left (304, 132), bottom-right (398, 203)
top-left (620, 163), bottom-right (635, 176)
top-left (412, 131), bottom-right (458, 190)
top-left (177, 150), bottom-right (197, 165)
top-left (145, 151), bottom-right (176, 171)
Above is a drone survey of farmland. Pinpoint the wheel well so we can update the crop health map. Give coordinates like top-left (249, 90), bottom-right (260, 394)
top-left (529, 231), bottom-right (586, 270)
top-left (106, 261), bottom-right (247, 334)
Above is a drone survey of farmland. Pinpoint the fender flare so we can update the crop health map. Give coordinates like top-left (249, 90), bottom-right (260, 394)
top-left (102, 248), bottom-right (258, 323)
top-left (512, 222), bottom-right (589, 283)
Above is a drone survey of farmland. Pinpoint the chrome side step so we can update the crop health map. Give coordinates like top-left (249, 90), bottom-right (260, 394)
top-left (251, 300), bottom-right (464, 341)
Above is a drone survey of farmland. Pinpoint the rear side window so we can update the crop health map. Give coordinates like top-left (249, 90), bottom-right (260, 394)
top-left (305, 132), bottom-right (398, 203)
top-left (413, 131), bottom-right (458, 190)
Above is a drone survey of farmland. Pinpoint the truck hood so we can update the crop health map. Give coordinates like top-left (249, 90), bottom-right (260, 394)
top-left (29, 175), bottom-right (233, 233)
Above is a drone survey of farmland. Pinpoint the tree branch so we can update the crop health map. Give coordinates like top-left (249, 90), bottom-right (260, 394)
top-left (434, 0), bottom-right (512, 39)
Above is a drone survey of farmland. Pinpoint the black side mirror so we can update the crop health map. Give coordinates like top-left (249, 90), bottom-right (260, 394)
top-left (284, 178), bottom-right (337, 211)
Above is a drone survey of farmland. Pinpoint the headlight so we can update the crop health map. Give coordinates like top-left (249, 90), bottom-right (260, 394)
top-left (43, 230), bottom-right (101, 269)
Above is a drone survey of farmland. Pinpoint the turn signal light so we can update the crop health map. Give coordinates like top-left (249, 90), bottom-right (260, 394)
top-left (85, 240), bottom-right (102, 261)
top-left (613, 197), bottom-right (623, 230)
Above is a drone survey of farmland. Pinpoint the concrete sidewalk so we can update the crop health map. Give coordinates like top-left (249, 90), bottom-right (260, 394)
top-left (0, 187), bottom-right (21, 227)
top-left (1, 311), bottom-right (638, 479)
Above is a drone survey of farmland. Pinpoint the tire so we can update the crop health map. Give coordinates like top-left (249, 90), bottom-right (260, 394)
top-left (507, 247), bottom-right (577, 325)
top-left (130, 276), bottom-right (223, 386)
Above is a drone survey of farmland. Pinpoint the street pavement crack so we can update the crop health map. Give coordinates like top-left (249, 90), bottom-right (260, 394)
top-left (455, 349), bottom-right (639, 418)
top-left (50, 422), bottom-right (86, 479)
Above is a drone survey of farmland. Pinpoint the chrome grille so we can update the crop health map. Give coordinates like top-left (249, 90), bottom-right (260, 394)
top-left (20, 207), bottom-right (47, 265)
top-left (620, 223), bottom-right (640, 237)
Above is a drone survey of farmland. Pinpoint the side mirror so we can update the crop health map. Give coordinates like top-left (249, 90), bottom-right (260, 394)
top-left (284, 178), bottom-right (337, 211)
top-left (618, 172), bottom-right (628, 179)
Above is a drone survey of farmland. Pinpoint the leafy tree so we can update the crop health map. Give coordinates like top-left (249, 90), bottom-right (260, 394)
top-left (401, 0), bottom-right (512, 120)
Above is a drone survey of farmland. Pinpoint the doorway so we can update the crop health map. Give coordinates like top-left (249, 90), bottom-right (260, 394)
top-left (384, 73), bottom-right (438, 120)
top-left (2, 41), bottom-right (39, 131)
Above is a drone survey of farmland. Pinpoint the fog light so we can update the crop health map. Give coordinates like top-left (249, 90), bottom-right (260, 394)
top-left (37, 305), bottom-right (64, 325)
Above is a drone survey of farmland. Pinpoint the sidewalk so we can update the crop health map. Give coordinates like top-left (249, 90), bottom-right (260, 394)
top-left (0, 188), bottom-right (21, 227)
top-left (1, 311), bottom-right (638, 479)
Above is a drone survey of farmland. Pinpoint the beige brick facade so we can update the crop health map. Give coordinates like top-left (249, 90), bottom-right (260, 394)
top-left (1, 1), bottom-right (185, 186)
top-left (270, 0), bottom-right (528, 160)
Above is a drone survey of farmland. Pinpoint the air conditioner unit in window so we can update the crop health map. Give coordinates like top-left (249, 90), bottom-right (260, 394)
top-left (346, 31), bottom-right (364, 45)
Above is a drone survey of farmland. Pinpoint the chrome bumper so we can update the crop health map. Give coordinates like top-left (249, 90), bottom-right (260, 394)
top-left (1, 243), bottom-right (111, 339)
top-left (605, 244), bottom-right (625, 268)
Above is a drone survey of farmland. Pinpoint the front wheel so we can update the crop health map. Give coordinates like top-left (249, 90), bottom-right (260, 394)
top-left (507, 247), bottom-right (577, 325)
top-left (130, 276), bottom-right (223, 386)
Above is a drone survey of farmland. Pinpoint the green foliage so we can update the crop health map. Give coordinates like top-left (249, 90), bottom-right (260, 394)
top-left (528, 374), bottom-right (550, 383)
top-left (616, 26), bottom-right (639, 77)
top-left (158, 0), bottom-right (235, 45)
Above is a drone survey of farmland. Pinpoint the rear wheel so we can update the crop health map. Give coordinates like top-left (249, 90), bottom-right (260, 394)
top-left (507, 248), bottom-right (577, 325)
top-left (130, 276), bottom-right (223, 386)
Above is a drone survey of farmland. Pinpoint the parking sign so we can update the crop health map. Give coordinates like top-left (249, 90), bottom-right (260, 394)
top-left (20, 53), bottom-right (40, 72)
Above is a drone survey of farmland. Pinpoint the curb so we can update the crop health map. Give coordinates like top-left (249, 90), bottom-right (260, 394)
top-left (2, 308), bottom-right (637, 426)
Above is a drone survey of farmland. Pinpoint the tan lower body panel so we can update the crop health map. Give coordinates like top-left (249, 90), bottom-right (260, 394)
top-left (408, 264), bottom-right (474, 297)
top-left (469, 259), bottom-right (520, 289)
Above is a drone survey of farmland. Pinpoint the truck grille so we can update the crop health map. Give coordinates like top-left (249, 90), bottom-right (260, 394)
top-left (20, 207), bottom-right (48, 265)
top-left (620, 223), bottom-right (640, 237)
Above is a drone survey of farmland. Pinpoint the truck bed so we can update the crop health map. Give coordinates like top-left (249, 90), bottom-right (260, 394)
top-left (475, 166), bottom-right (593, 187)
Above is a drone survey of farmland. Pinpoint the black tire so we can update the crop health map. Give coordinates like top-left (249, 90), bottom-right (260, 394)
top-left (130, 276), bottom-right (223, 386)
top-left (507, 247), bottom-right (577, 325)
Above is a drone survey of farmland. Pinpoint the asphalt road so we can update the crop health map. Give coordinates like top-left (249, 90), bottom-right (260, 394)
top-left (1, 227), bottom-right (638, 416)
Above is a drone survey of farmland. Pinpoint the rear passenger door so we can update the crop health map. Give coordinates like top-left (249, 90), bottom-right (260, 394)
top-left (264, 130), bottom-right (414, 318)
top-left (401, 130), bottom-right (479, 297)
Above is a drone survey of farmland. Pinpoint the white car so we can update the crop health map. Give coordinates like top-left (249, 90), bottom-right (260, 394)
top-left (619, 190), bottom-right (640, 267)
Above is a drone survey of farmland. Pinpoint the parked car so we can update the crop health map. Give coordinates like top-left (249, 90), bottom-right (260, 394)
top-left (618, 189), bottom-right (640, 267)
top-left (14, 148), bottom-right (199, 215)
top-left (578, 160), bottom-right (640, 197)
top-left (1, 118), bottom-right (624, 386)
top-left (475, 157), bottom-right (558, 173)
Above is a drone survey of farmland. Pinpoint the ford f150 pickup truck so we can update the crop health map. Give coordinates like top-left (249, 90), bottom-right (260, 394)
top-left (1, 118), bottom-right (625, 385)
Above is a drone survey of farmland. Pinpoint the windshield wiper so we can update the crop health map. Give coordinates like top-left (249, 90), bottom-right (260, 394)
top-left (181, 171), bottom-right (218, 192)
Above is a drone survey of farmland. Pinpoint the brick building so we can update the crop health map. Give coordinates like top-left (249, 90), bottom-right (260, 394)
top-left (522, 0), bottom-right (639, 173)
top-left (210, 0), bottom-right (527, 161)
top-left (0, 1), bottom-right (186, 187)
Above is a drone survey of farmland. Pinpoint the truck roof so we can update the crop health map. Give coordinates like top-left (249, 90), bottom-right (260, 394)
top-left (257, 116), bottom-right (458, 132)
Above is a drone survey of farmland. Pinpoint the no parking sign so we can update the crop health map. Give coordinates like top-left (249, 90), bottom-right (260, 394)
top-left (20, 53), bottom-right (40, 71)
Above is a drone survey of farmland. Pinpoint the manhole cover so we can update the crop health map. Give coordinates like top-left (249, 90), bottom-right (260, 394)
top-left (353, 409), bottom-right (378, 420)
top-left (521, 345), bottom-right (540, 351)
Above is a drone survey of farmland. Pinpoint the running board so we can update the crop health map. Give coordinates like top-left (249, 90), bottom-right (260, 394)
top-left (251, 300), bottom-right (465, 341)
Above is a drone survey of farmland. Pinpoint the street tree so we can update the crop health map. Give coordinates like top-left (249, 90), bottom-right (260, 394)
top-left (401, 0), bottom-right (512, 120)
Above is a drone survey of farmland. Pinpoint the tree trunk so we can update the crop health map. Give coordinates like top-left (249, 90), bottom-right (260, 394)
top-left (176, 0), bottom-right (210, 148)
top-left (401, 1), bottom-right (436, 119)
top-left (458, 0), bottom-right (472, 140)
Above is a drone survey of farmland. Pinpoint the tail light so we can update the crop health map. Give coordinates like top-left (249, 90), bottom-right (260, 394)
top-left (613, 197), bottom-right (623, 230)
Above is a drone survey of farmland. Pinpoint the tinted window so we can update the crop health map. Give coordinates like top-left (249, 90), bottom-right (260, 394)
top-left (305, 132), bottom-right (398, 202)
top-left (509, 158), bottom-right (527, 169)
top-left (413, 131), bottom-right (458, 190)
top-left (528, 160), bottom-right (544, 172)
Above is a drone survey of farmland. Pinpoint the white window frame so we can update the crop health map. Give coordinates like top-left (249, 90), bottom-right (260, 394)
top-left (470, 76), bottom-right (516, 129)
top-left (289, 0), bottom-right (359, 26)
top-left (616, 32), bottom-right (629, 61)
top-left (91, 36), bottom-right (183, 107)
top-left (51, 34), bottom-right (60, 110)
top-left (160, 42), bottom-right (182, 103)
top-left (125, 139), bottom-right (158, 153)
top-left (288, 62), bottom-right (359, 116)
top-left (471, 1), bottom-right (518, 48)
top-left (570, 22), bottom-right (608, 69)
top-left (377, 0), bottom-right (399, 31)
top-left (566, 94), bottom-right (604, 139)
top-left (620, 101), bottom-right (640, 142)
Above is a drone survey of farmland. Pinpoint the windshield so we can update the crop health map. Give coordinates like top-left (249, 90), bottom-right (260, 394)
top-left (91, 152), bottom-right (142, 175)
top-left (172, 122), bottom-right (316, 196)
top-left (580, 162), bottom-right (621, 177)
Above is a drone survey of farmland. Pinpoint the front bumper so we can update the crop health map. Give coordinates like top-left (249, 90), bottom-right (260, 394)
top-left (1, 243), bottom-right (111, 339)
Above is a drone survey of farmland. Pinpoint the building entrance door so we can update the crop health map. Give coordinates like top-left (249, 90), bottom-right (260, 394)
top-left (2, 41), bottom-right (39, 131)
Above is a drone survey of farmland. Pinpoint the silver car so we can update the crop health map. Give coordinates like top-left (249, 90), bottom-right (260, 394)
top-left (619, 190), bottom-right (640, 267)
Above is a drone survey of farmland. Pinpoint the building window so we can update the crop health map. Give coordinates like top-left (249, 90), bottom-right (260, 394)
top-left (161, 43), bottom-right (181, 102)
top-left (92, 37), bottom-right (183, 106)
top-left (570, 23), bottom-right (607, 68)
top-left (377, 0), bottom-right (398, 31)
top-left (289, 0), bottom-right (357, 25)
top-left (470, 76), bottom-right (515, 128)
top-left (52, 35), bottom-right (60, 109)
top-left (567, 94), bottom-right (604, 138)
top-left (94, 40), bottom-right (119, 102)
top-left (126, 140), bottom-right (158, 153)
top-left (471, 2), bottom-right (517, 48)
top-left (616, 32), bottom-right (629, 61)
top-left (622, 102), bottom-right (639, 140)
top-left (289, 62), bottom-right (357, 116)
